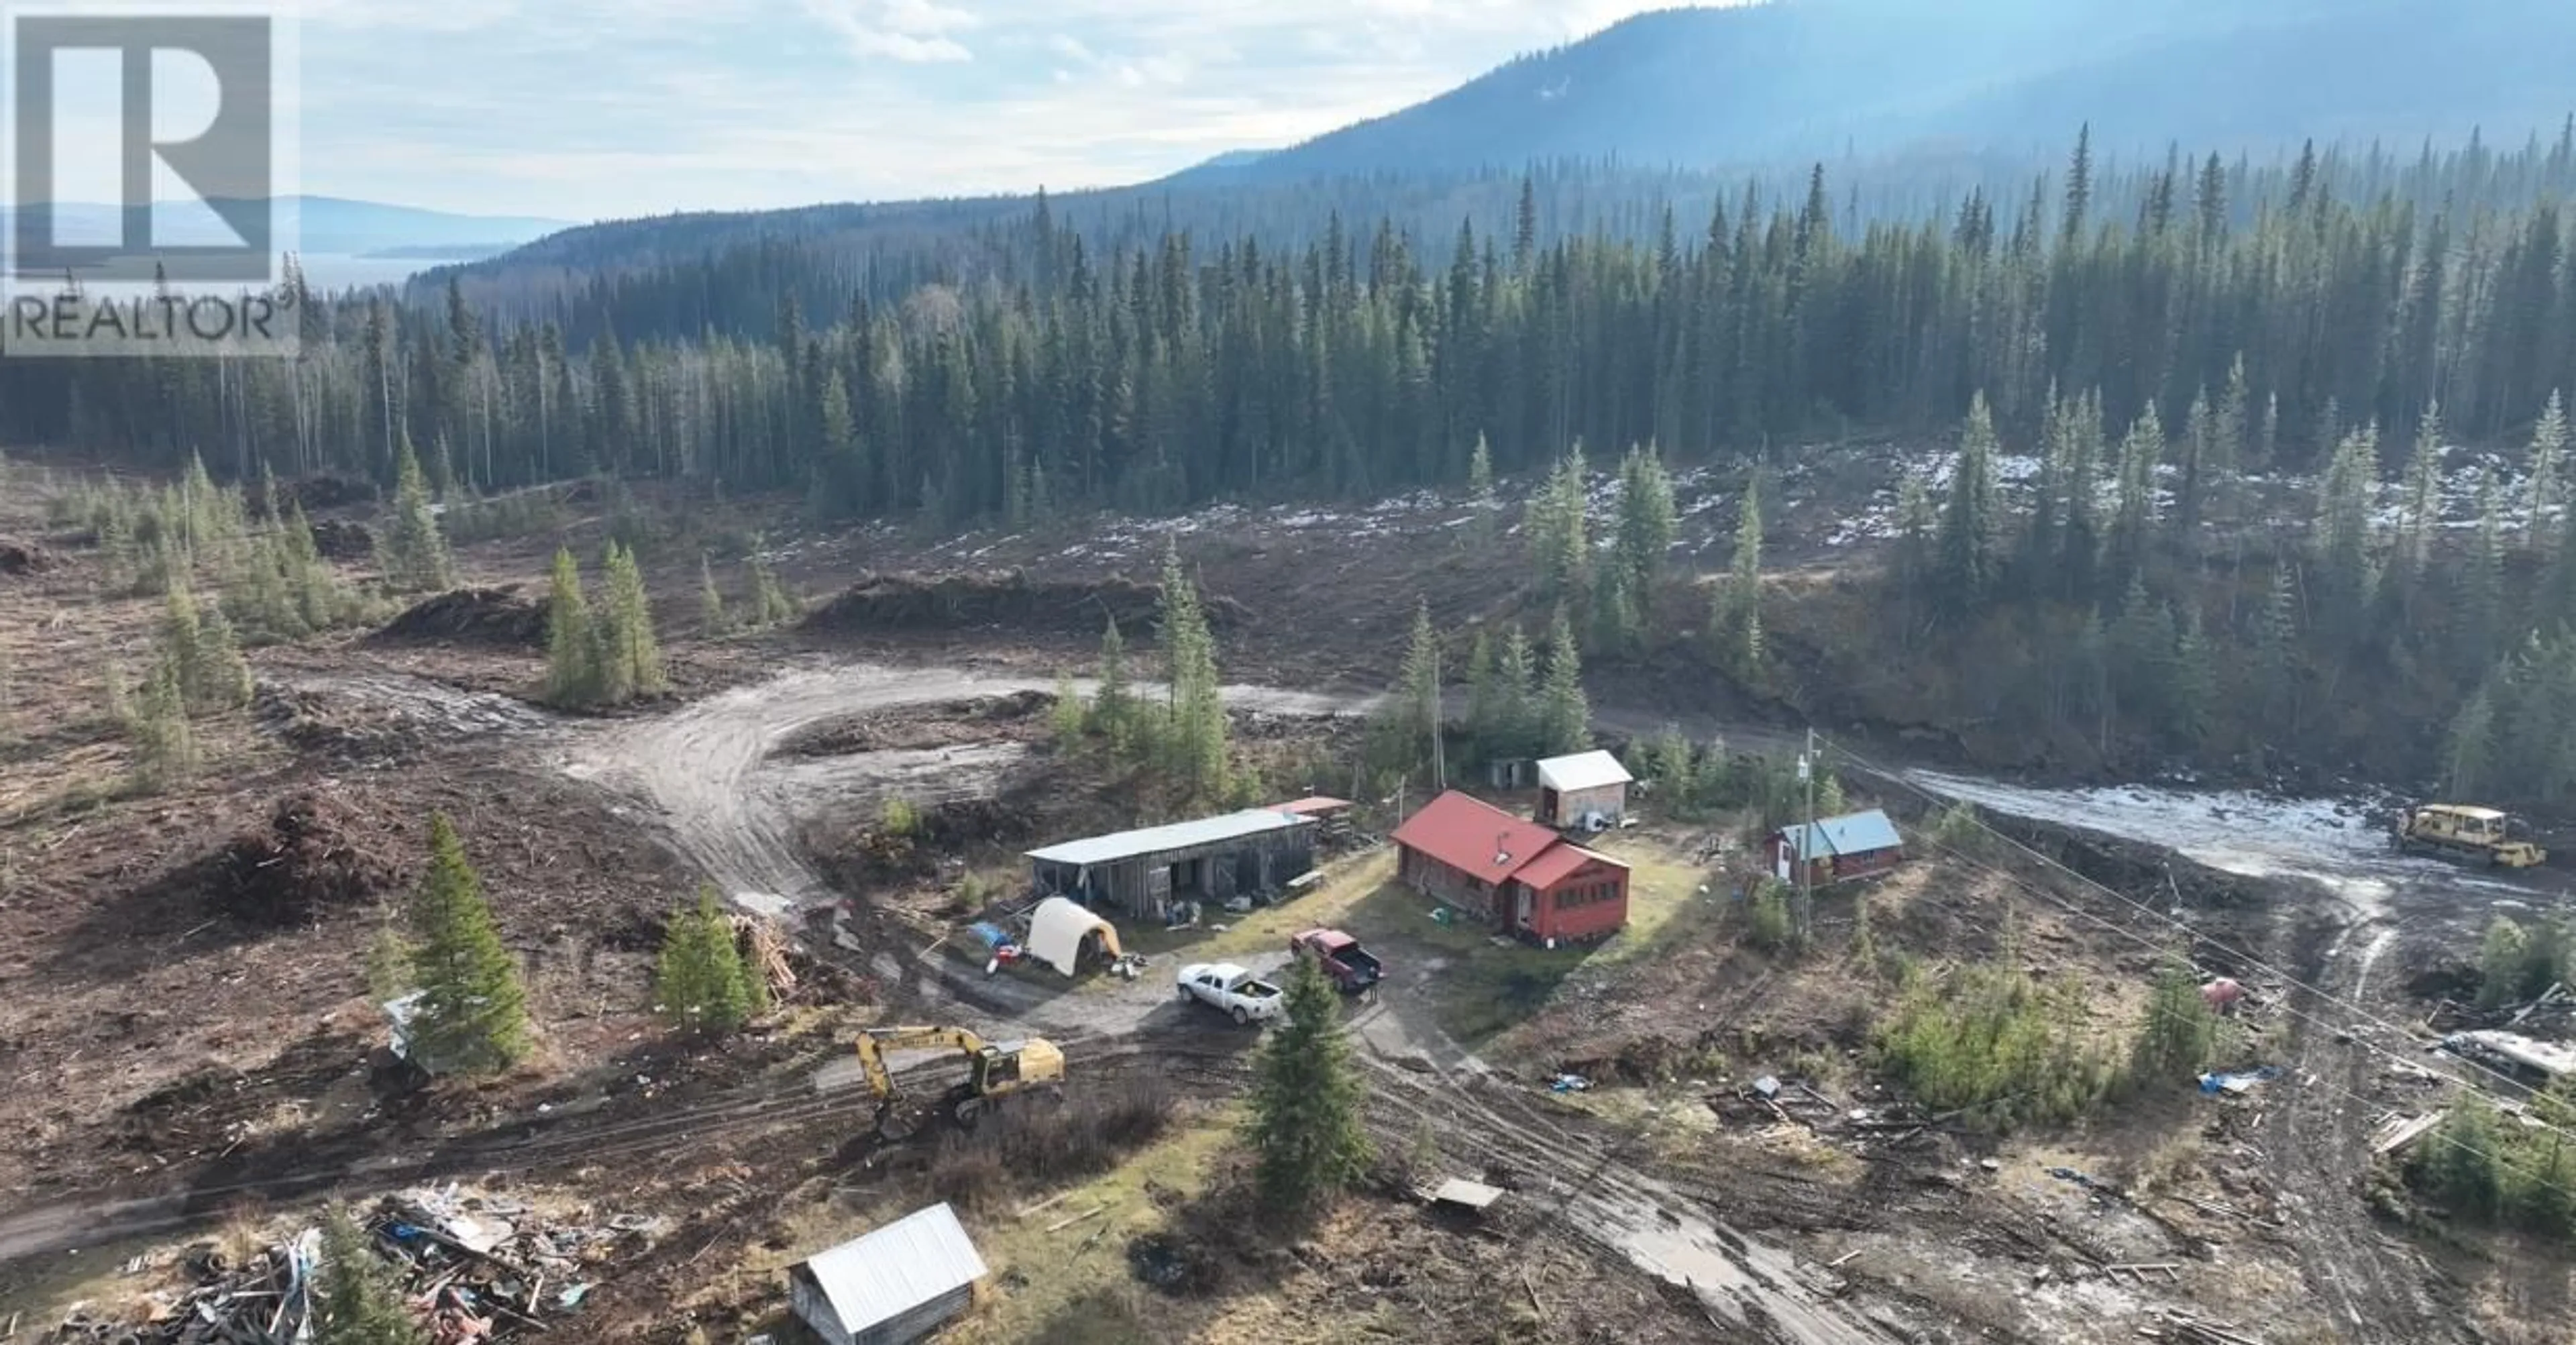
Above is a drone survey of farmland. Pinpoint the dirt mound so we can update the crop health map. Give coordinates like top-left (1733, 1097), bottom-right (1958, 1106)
top-left (0, 536), bottom-right (57, 576)
top-left (776, 691), bottom-right (1054, 757)
top-left (196, 792), bottom-right (405, 926)
top-left (374, 585), bottom-right (548, 647)
top-left (802, 570), bottom-right (1248, 637)
top-left (306, 517), bottom-right (376, 561)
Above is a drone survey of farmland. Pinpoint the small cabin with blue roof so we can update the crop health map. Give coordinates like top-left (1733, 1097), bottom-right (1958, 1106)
top-left (1771, 809), bottom-right (1906, 886)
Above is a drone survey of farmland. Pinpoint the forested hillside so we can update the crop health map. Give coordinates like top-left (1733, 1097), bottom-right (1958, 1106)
top-left (13, 129), bottom-right (2576, 516)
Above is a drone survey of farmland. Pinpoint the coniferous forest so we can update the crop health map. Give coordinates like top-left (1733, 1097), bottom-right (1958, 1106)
top-left (13, 126), bottom-right (2576, 796)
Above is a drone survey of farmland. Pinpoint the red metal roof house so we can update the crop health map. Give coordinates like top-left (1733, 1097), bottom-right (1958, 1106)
top-left (1391, 791), bottom-right (1631, 947)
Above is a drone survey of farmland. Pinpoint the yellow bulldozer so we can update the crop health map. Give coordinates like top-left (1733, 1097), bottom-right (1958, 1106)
top-left (2392, 804), bottom-right (2548, 869)
top-left (851, 1026), bottom-right (1067, 1141)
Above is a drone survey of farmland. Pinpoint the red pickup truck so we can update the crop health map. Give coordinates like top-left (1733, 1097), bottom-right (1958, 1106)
top-left (1290, 928), bottom-right (1383, 993)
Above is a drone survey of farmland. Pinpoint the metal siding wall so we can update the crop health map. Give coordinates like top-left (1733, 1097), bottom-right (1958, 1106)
top-left (855, 1286), bottom-right (976, 1345)
top-left (790, 1278), bottom-right (853, 1345)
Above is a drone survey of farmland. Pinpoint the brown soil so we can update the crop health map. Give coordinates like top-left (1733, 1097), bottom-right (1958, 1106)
top-left (373, 585), bottom-right (550, 648)
top-left (802, 570), bottom-right (1247, 639)
top-left (174, 790), bottom-right (407, 928)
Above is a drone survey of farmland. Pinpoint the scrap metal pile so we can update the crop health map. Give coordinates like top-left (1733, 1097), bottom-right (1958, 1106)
top-left (42, 1184), bottom-right (661, 1344)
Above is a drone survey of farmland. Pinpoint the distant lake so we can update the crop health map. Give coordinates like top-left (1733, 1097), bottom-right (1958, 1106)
top-left (297, 252), bottom-right (445, 292)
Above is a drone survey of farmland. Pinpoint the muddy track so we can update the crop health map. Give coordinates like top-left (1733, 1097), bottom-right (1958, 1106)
top-left (0, 1027), bottom-right (1244, 1265)
top-left (2263, 906), bottom-right (2460, 1344)
top-left (1358, 1055), bottom-right (1909, 1344)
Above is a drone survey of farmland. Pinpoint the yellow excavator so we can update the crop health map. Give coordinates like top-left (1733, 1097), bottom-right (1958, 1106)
top-left (851, 1026), bottom-right (1067, 1140)
top-left (2392, 804), bottom-right (2549, 869)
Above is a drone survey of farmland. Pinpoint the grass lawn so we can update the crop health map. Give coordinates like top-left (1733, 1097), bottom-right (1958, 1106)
top-left (1118, 834), bottom-right (1721, 1042)
top-left (1097, 850), bottom-right (1398, 966)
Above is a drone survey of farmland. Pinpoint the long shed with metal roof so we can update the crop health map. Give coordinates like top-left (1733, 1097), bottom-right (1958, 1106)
top-left (1026, 808), bottom-right (1317, 921)
top-left (787, 1202), bottom-right (988, 1345)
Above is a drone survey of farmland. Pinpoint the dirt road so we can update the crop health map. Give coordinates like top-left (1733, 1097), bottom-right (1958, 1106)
top-left (564, 661), bottom-right (1379, 910)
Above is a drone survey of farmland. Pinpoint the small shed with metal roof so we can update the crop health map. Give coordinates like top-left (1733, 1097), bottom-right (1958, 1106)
top-left (787, 1201), bottom-right (988, 1345)
top-left (1534, 751), bottom-right (1635, 830)
top-left (1771, 809), bottom-right (1906, 887)
top-left (1027, 808), bottom-right (1316, 921)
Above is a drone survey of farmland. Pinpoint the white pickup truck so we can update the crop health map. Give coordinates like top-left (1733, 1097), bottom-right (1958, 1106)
top-left (1176, 963), bottom-right (1284, 1025)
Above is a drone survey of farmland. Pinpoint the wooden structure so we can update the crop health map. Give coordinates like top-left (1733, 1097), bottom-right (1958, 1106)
top-left (1273, 796), bottom-right (1358, 847)
top-left (1028, 809), bottom-right (1316, 922)
top-left (1393, 790), bottom-right (1631, 946)
top-left (1534, 751), bottom-right (1634, 830)
top-left (1771, 810), bottom-right (1905, 887)
top-left (788, 1202), bottom-right (987, 1345)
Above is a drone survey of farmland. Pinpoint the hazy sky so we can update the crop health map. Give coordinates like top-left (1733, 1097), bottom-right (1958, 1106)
top-left (270, 0), bottom-right (1684, 222)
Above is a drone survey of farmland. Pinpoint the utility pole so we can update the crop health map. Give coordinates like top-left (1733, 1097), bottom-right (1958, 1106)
top-left (1798, 726), bottom-right (1817, 943)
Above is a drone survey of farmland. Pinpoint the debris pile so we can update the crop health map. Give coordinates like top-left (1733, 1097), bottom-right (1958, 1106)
top-left (305, 517), bottom-right (377, 561)
top-left (198, 791), bottom-right (403, 926)
top-left (803, 570), bottom-right (1248, 637)
top-left (274, 474), bottom-right (377, 512)
top-left (0, 535), bottom-right (59, 575)
top-left (44, 1184), bottom-right (660, 1344)
top-left (373, 586), bottom-right (550, 648)
top-left (254, 684), bottom-right (421, 763)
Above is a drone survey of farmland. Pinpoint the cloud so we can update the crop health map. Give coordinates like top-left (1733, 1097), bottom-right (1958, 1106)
top-left (280, 0), bottom-right (1695, 219)
top-left (797, 0), bottom-right (979, 63)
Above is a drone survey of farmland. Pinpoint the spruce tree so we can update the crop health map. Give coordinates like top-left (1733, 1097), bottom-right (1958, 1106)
top-left (1615, 443), bottom-right (1678, 597)
top-left (194, 596), bottom-right (254, 712)
top-left (1245, 954), bottom-right (1371, 1220)
top-left (543, 547), bottom-right (600, 705)
top-left (1493, 625), bottom-right (1538, 761)
top-left (1093, 615), bottom-right (1133, 751)
top-left (1538, 606), bottom-right (1591, 757)
top-left (383, 431), bottom-right (455, 593)
top-left (284, 502), bottom-right (350, 633)
top-left (159, 580), bottom-right (205, 707)
top-left (2171, 607), bottom-right (2216, 749)
top-left (655, 885), bottom-right (756, 1035)
top-left (315, 1206), bottom-right (427, 1345)
top-left (737, 534), bottom-right (798, 628)
top-left (2132, 957), bottom-right (2220, 1082)
top-left (130, 654), bottom-right (197, 790)
top-left (2531, 390), bottom-right (2568, 547)
top-left (597, 540), bottom-right (666, 699)
top-left (1529, 444), bottom-right (1589, 605)
top-left (1157, 541), bottom-right (1229, 801)
top-left (1937, 392), bottom-right (2004, 614)
top-left (1382, 599), bottom-right (1443, 775)
top-left (2455, 470), bottom-right (2509, 678)
top-left (1466, 433), bottom-right (1499, 546)
top-left (406, 813), bottom-right (531, 1075)
top-left (1462, 631), bottom-right (1499, 759)
top-left (1715, 479), bottom-right (1764, 676)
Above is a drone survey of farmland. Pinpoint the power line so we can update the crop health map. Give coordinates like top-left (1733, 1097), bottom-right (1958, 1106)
top-left (1835, 743), bottom-right (2576, 1158)
top-left (1837, 740), bottom-right (2576, 1119)
top-left (1839, 873), bottom-right (2576, 1214)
